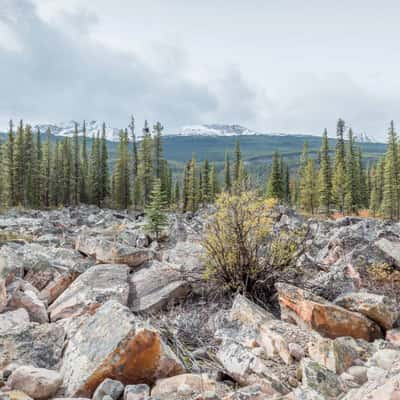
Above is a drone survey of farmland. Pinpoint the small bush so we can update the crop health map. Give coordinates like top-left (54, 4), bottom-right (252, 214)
top-left (203, 191), bottom-right (305, 304)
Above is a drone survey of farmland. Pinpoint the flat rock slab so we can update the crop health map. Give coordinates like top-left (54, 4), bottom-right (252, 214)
top-left (48, 264), bottom-right (130, 321)
top-left (276, 283), bottom-right (383, 341)
top-left (0, 323), bottom-right (65, 371)
top-left (128, 260), bottom-right (189, 313)
top-left (60, 300), bottom-right (183, 398)
top-left (75, 234), bottom-right (154, 267)
top-left (0, 309), bottom-right (30, 334)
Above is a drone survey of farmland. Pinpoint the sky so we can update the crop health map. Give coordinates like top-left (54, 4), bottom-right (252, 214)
top-left (1, 0), bottom-right (400, 139)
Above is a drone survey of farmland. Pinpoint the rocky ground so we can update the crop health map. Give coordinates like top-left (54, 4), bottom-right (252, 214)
top-left (1, 206), bottom-right (400, 399)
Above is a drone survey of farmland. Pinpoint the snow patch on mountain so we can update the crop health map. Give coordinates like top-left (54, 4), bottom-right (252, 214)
top-left (174, 124), bottom-right (265, 136)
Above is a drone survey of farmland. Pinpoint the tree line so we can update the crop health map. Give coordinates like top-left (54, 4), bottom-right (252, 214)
top-left (0, 116), bottom-right (399, 220)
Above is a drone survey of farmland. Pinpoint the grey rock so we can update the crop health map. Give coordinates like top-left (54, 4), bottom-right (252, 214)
top-left (0, 309), bottom-right (30, 334)
top-left (124, 384), bottom-right (150, 400)
top-left (93, 379), bottom-right (124, 400)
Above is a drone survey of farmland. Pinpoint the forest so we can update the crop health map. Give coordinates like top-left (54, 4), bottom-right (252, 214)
top-left (0, 116), bottom-right (398, 221)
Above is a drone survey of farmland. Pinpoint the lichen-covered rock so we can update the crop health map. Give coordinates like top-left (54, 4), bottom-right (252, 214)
top-left (229, 294), bottom-right (275, 328)
top-left (151, 374), bottom-right (216, 398)
top-left (128, 260), bottom-right (189, 313)
top-left (48, 264), bottom-right (130, 321)
top-left (308, 336), bottom-right (361, 374)
top-left (376, 238), bottom-right (400, 266)
top-left (222, 384), bottom-right (265, 400)
top-left (39, 271), bottom-right (79, 306)
top-left (0, 323), bottom-right (64, 371)
top-left (0, 279), bottom-right (6, 313)
top-left (0, 309), bottom-right (30, 334)
top-left (75, 233), bottom-right (154, 267)
top-left (371, 349), bottom-right (400, 370)
top-left (276, 283), bottom-right (383, 341)
top-left (301, 358), bottom-right (345, 399)
top-left (124, 384), bottom-right (150, 400)
top-left (334, 291), bottom-right (399, 330)
top-left (92, 378), bottom-right (124, 400)
top-left (7, 280), bottom-right (48, 324)
top-left (386, 328), bottom-right (400, 346)
top-left (1, 390), bottom-right (34, 400)
top-left (258, 319), bottom-right (316, 364)
top-left (60, 300), bottom-right (183, 398)
top-left (216, 340), bottom-right (289, 396)
top-left (8, 366), bottom-right (62, 400)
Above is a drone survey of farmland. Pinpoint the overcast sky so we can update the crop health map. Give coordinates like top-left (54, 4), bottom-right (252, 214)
top-left (1, 0), bottom-right (400, 139)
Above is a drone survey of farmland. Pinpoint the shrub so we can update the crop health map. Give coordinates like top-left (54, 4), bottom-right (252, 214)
top-left (203, 191), bottom-right (305, 303)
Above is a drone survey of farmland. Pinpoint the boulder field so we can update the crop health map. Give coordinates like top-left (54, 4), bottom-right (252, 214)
top-left (1, 206), bottom-right (400, 399)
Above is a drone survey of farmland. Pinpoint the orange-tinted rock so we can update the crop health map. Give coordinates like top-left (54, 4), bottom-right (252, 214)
top-left (39, 271), bottom-right (79, 305)
top-left (60, 300), bottom-right (184, 398)
top-left (276, 283), bottom-right (382, 341)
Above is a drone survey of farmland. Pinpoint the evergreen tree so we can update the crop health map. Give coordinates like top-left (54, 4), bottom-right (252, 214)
top-left (369, 166), bottom-right (379, 217)
top-left (201, 159), bottom-right (211, 204)
top-left (88, 134), bottom-right (101, 206)
top-left (332, 119), bottom-right (346, 212)
top-left (187, 154), bottom-right (198, 212)
top-left (300, 159), bottom-right (318, 214)
top-left (182, 160), bottom-right (191, 212)
top-left (318, 129), bottom-right (332, 215)
top-left (344, 128), bottom-right (357, 214)
top-left (144, 178), bottom-right (168, 240)
top-left (99, 123), bottom-right (109, 203)
top-left (267, 151), bottom-right (284, 200)
top-left (72, 122), bottom-right (80, 205)
top-left (24, 125), bottom-right (36, 207)
top-left (112, 130), bottom-right (130, 209)
top-left (41, 128), bottom-right (52, 207)
top-left (173, 180), bottom-right (180, 208)
top-left (14, 120), bottom-right (25, 205)
top-left (224, 151), bottom-right (231, 192)
top-left (129, 115), bottom-right (138, 177)
top-left (233, 140), bottom-right (241, 183)
top-left (137, 122), bottom-right (153, 205)
top-left (80, 121), bottom-right (89, 203)
top-left (153, 121), bottom-right (163, 179)
top-left (210, 163), bottom-right (219, 203)
top-left (382, 121), bottom-right (400, 219)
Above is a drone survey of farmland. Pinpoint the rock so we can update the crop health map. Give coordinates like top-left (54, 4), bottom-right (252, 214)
top-left (1, 390), bottom-right (34, 400)
top-left (376, 237), bottom-right (400, 265)
top-left (92, 379), bottom-right (124, 400)
top-left (60, 300), bottom-right (183, 398)
top-left (48, 264), bottom-right (130, 321)
top-left (75, 233), bottom-right (154, 267)
top-left (346, 366), bottom-right (368, 385)
top-left (371, 349), bottom-right (400, 370)
top-left (285, 387), bottom-right (325, 399)
top-left (386, 328), bottom-right (400, 346)
top-left (366, 366), bottom-right (387, 381)
top-left (128, 260), bottom-right (189, 313)
top-left (334, 291), bottom-right (399, 330)
top-left (124, 384), bottom-right (150, 400)
top-left (8, 366), bottom-right (62, 400)
top-left (151, 374), bottom-right (216, 398)
top-left (0, 309), bottom-right (30, 334)
top-left (39, 271), bottom-right (79, 306)
top-left (222, 384), bottom-right (265, 400)
top-left (0, 279), bottom-right (6, 312)
top-left (0, 323), bottom-right (64, 370)
top-left (7, 280), bottom-right (48, 324)
top-left (301, 358), bottom-right (345, 399)
top-left (276, 283), bottom-right (383, 341)
top-left (216, 340), bottom-right (289, 396)
top-left (257, 319), bottom-right (316, 364)
top-left (229, 294), bottom-right (275, 327)
top-left (343, 372), bottom-right (400, 399)
top-left (308, 336), bottom-right (360, 374)
top-left (288, 343), bottom-right (305, 361)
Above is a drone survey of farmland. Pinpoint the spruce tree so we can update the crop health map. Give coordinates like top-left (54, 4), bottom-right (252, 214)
top-left (99, 123), bottom-right (109, 204)
top-left (80, 121), bottom-right (89, 203)
top-left (14, 120), bottom-right (25, 205)
top-left (71, 122), bottom-right (80, 206)
top-left (201, 159), bottom-right (211, 205)
top-left (233, 140), bottom-right (241, 183)
top-left (41, 129), bottom-right (52, 207)
top-left (267, 151), bottom-right (283, 200)
top-left (187, 154), bottom-right (198, 212)
top-left (210, 163), bottom-right (219, 203)
top-left (332, 119), bottom-right (346, 212)
top-left (382, 121), bottom-right (400, 219)
top-left (2, 120), bottom-right (15, 206)
top-left (344, 128), bottom-right (357, 214)
top-left (153, 121), bottom-right (163, 179)
top-left (137, 122), bottom-right (153, 205)
top-left (224, 151), bottom-right (231, 192)
top-left (144, 178), bottom-right (168, 240)
top-left (112, 130), bottom-right (130, 209)
top-left (318, 129), bottom-right (332, 215)
top-left (300, 159), bottom-right (318, 214)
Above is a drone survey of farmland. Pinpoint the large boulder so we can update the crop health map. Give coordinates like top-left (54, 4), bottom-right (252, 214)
top-left (0, 323), bottom-right (64, 371)
top-left (128, 260), bottom-right (189, 313)
top-left (334, 291), bottom-right (399, 330)
top-left (92, 378), bottom-right (124, 400)
top-left (8, 366), bottom-right (62, 400)
top-left (60, 300), bottom-right (184, 398)
top-left (48, 264), bottom-right (130, 321)
top-left (75, 233), bottom-right (154, 267)
top-left (0, 309), bottom-right (30, 334)
top-left (7, 280), bottom-right (48, 324)
top-left (276, 283), bottom-right (383, 341)
top-left (39, 271), bottom-right (79, 306)
top-left (375, 238), bottom-right (400, 265)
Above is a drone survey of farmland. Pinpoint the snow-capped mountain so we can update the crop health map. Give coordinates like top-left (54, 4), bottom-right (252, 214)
top-left (174, 124), bottom-right (264, 136)
top-left (34, 121), bottom-right (121, 142)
